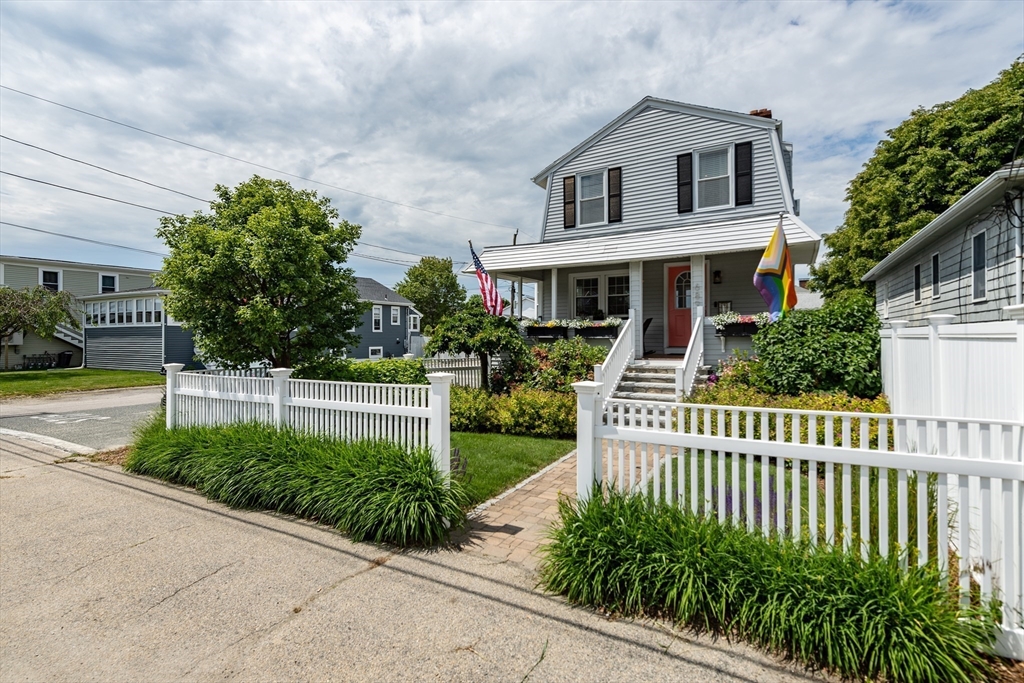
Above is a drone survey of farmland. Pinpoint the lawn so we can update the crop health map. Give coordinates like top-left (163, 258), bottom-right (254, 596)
top-left (0, 368), bottom-right (165, 398)
top-left (451, 431), bottom-right (575, 507)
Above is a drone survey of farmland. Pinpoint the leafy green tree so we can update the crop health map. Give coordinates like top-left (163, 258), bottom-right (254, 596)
top-left (156, 176), bottom-right (365, 368)
top-left (394, 256), bottom-right (466, 331)
top-left (425, 295), bottom-right (527, 392)
top-left (810, 59), bottom-right (1024, 298)
top-left (0, 286), bottom-right (80, 369)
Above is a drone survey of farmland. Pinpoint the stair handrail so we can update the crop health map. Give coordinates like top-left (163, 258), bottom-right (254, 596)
top-left (679, 306), bottom-right (704, 398)
top-left (55, 322), bottom-right (84, 345)
top-left (594, 308), bottom-right (635, 404)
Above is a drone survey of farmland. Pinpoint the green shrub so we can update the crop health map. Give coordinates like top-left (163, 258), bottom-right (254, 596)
top-left (294, 357), bottom-right (428, 385)
top-left (450, 386), bottom-right (576, 439)
top-left (541, 492), bottom-right (995, 683)
top-left (751, 290), bottom-right (882, 397)
top-left (128, 418), bottom-right (466, 546)
top-left (525, 337), bottom-right (607, 393)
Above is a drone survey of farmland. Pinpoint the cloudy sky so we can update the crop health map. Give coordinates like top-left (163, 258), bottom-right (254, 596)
top-left (1, 1), bottom-right (1021, 307)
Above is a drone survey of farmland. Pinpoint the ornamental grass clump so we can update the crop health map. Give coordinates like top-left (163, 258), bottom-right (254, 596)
top-left (540, 491), bottom-right (995, 683)
top-left (128, 418), bottom-right (467, 547)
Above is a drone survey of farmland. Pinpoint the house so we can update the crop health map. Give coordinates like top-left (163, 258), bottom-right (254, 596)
top-left (80, 287), bottom-right (202, 372)
top-left (862, 163), bottom-right (1024, 420)
top-left (351, 278), bottom-right (422, 360)
top-left (471, 96), bottom-right (821, 395)
top-left (0, 255), bottom-right (158, 370)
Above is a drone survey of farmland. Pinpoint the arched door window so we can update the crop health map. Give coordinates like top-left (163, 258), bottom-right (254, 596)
top-left (675, 272), bottom-right (692, 309)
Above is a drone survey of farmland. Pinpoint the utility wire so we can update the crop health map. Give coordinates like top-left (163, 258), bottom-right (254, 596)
top-left (0, 171), bottom-right (178, 215)
top-left (0, 84), bottom-right (533, 236)
top-left (0, 135), bottom-right (214, 203)
top-left (0, 221), bottom-right (168, 256)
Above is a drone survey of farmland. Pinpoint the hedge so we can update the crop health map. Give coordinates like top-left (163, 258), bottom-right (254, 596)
top-left (451, 386), bottom-right (576, 439)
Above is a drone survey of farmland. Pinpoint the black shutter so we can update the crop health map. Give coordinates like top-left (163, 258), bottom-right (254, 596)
top-left (735, 141), bottom-right (753, 206)
top-left (676, 153), bottom-right (693, 213)
top-left (608, 167), bottom-right (622, 223)
top-left (563, 176), bottom-right (576, 229)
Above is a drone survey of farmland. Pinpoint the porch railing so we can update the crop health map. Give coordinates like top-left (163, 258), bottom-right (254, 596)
top-left (593, 308), bottom-right (635, 403)
top-left (677, 305), bottom-right (704, 398)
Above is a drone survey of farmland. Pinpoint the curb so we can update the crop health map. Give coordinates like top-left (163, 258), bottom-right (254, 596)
top-left (0, 428), bottom-right (97, 455)
top-left (469, 449), bottom-right (576, 517)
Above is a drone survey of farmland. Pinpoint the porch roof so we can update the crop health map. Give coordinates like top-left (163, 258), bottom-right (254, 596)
top-left (470, 212), bottom-right (820, 276)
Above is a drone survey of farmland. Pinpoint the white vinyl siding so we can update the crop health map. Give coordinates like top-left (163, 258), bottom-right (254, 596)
top-left (542, 107), bottom-right (787, 241)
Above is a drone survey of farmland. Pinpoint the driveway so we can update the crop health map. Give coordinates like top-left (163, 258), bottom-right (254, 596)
top-left (0, 386), bottom-right (161, 450)
top-left (0, 434), bottom-right (829, 683)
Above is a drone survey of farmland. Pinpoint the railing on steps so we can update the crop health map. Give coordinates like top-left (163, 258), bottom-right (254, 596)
top-left (677, 305), bottom-right (704, 399)
top-left (593, 308), bottom-right (635, 405)
top-left (54, 323), bottom-right (84, 348)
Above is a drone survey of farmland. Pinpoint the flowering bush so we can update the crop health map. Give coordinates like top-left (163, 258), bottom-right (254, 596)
top-left (520, 317), bottom-right (624, 330)
top-left (710, 311), bottom-right (772, 331)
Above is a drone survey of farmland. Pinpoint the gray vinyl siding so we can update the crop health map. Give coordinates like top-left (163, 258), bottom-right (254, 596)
top-left (348, 304), bottom-right (419, 359)
top-left (876, 205), bottom-right (1018, 326)
top-left (120, 273), bottom-right (155, 291)
top-left (0, 331), bottom-right (80, 370)
top-left (707, 251), bottom-right (767, 314)
top-left (62, 269), bottom-right (98, 298)
top-left (164, 326), bottom-right (202, 368)
top-left (541, 107), bottom-right (787, 242)
top-left (703, 327), bottom-right (754, 367)
top-left (86, 326), bottom-right (163, 372)
top-left (3, 264), bottom-right (38, 290)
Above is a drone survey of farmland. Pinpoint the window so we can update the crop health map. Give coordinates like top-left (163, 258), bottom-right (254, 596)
top-left (409, 315), bottom-right (420, 333)
top-left (574, 277), bottom-right (599, 317)
top-left (125, 300), bottom-right (133, 324)
top-left (368, 346), bottom-right (383, 360)
top-left (696, 147), bottom-right (731, 210)
top-left (372, 305), bottom-right (382, 332)
top-left (914, 264), bottom-right (922, 304)
top-left (137, 299), bottom-right (144, 323)
top-left (40, 270), bottom-right (60, 292)
top-left (117, 300), bottom-right (125, 324)
top-left (606, 276), bottom-right (630, 316)
top-left (99, 302), bottom-right (108, 325)
top-left (578, 171), bottom-right (606, 226)
top-left (145, 298), bottom-right (153, 323)
top-left (86, 303), bottom-right (94, 326)
top-left (100, 274), bottom-right (117, 294)
top-left (154, 299), bottom-right (162, 323)
top-left (972, 231), bottom-right (986, 300)
top-left (676, 272), bottom-right (692, 309)
top-left (931, 253), bottom-right (940, 298)
top-left (391, 306), bottom-right (400, 326)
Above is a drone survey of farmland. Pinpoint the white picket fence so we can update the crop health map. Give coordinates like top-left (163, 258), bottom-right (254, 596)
top-left (573, 382), bottom-right (1024, 659)
top-left (423, 356), bottom-right (497, 388)
top-left (164, 365), bottom-right (453, 478)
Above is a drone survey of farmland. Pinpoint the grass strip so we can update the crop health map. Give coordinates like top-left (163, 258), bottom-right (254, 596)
top-left (128, 418), bottom-right (468, 547)
top-left (451, 432), bottom-right (575, 507)
top-left (0, 368), bottom-right (165, 397)
top-left (540, 491), bottom-right (996, 683)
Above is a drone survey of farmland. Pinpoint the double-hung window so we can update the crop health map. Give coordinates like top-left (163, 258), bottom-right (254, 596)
top-left (409, 315), bottom-right (420, 333)
top-left (574, 277), bottom-right (600, 317)
top-left (696, 147), bottom-right (731, 210)
top-left (972, 232), bottom-right (987, 300)
top-left (391, 306), bottom-right (400, 326)
top-left (578, 171), bottom-right (605, 226)
top-left (606, 276), bottom-right (630, 316)
top-left (40, 270), bottom-right (60, 292)
top-left (372, 305), bottom-right (382, 332)
top-left (100, 274), bottom-right (117, 294)
top-left (571, 273), bottom-right (630, 318)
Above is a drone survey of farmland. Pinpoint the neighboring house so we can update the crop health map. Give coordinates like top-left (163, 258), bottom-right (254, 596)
top-left (0, 255), bottom-right (157, 370)
top-left (862, 163), bottom-right (1024, 421)
top-left (79, 287), bottom-right (202, 372)
top-left (350, 278), bottom-right (422, 360)
top-left (794, 279), bottom-right (824, 310)
top-left (472, 96), bottom-right (821, 372)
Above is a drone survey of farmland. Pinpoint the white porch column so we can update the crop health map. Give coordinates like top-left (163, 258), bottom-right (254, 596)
top-left (517, 276), bottom-right (524, 319)
top-left (690, 254), bottom-right (706, 329)
top-left (536, 280), bottom-right (543, 319)
top-left (551, 267), bottom-right (559, 320)
top-left (629, 261), bottom-right (643, 356)
top-left (927, 314), bottom-right (955, 417)
top-left (888, 321), bottom-right (908, 414)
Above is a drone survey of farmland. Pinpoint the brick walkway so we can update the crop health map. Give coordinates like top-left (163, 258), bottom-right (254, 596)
top-left (459, 452), bottom-right (577, 571)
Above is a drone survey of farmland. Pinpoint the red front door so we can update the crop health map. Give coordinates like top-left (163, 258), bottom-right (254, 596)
top-left (667, 265), bottom-right (692, 347)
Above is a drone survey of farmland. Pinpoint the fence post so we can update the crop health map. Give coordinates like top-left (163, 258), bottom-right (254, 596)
top-left (888, 321), bottom-right (908, 414)
top-left (268, 368), bottom-right (293, 428)
top-left (927, 315), bottom-right (955, 417)
top-left (427, 372), bottom-right (455, 481)
top-left (1006, 304), bottom-right (1024, 423)
top-left (573, 380), bottom-right (603, 503)
top-left (163, 363), bottom-right (184, 429)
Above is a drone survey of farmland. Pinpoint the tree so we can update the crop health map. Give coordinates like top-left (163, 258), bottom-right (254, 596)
top-left (424, 295), bottom-right (527, 391)
top-left (394, 256), bottom-right (466, 331)
top-left (0, 286), bottom-right (80, 369)
top-left (809, 59), bottom-right (1024, 299)
top-left (156, 176), bottom-right (366, 368)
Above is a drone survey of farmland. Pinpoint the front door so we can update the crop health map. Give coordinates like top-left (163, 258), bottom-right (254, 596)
top-left (667, 265), bottom-right (692, 348)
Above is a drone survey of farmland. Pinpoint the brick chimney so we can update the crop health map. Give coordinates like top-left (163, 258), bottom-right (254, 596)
top-left (749, 108), bottom-right (773, 118)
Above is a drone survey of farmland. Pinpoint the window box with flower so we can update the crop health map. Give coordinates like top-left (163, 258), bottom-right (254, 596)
top-left (711, 311), bottom-right (771, 337)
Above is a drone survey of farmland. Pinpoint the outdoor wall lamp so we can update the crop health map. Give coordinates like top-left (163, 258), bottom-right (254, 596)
top-left (713, 270), bottom-right (722, 284)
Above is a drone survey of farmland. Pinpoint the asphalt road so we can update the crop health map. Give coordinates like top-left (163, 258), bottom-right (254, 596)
top-left (0, 387), bottom-right (161, 450)
top-left (0, 434), bottom-right (829, 683)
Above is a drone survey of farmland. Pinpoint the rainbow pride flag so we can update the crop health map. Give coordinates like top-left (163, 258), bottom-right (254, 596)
top-left (753, 217), bottom-right (798, 321)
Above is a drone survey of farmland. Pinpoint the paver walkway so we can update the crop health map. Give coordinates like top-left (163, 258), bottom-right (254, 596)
top-left (461, 451), bottom-right (577, 570)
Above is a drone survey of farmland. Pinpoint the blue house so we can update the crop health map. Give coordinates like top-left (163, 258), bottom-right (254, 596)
top-left (351, 278), bottom-right (422, 359)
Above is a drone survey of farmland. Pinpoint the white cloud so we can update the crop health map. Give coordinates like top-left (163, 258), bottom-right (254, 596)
top-left (0, 0), bottom-right (1019, 286)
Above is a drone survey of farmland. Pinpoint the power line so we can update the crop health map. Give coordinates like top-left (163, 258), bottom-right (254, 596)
top-left (0, 84), bottom-right (534, 236)
top-left (0, 221), bottom-right (168, 256)
top-left (0, 171), bottom-right (178, 215)
top-left (0, 135), bottom-right (214, 203)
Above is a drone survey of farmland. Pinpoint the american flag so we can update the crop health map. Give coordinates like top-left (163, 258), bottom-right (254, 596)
top-left (470, 244), bottom-right (504, 316)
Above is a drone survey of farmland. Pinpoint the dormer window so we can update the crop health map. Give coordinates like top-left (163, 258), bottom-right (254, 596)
top-left (578, 171), bottom-right (606, 226)
top-left (678, 142), bottom-right (753, 214)
top-left (563, 167), bottom-right (622, 229)
top-left (696, 147), bottom-right (731, 210)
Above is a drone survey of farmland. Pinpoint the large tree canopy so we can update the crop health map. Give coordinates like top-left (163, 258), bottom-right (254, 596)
top-left (394, 256), bottom-right (466, 330)
top-left (156, 176), bottom-right (365, 368)
top-left (809, 60), bottom-right (1024, 299)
